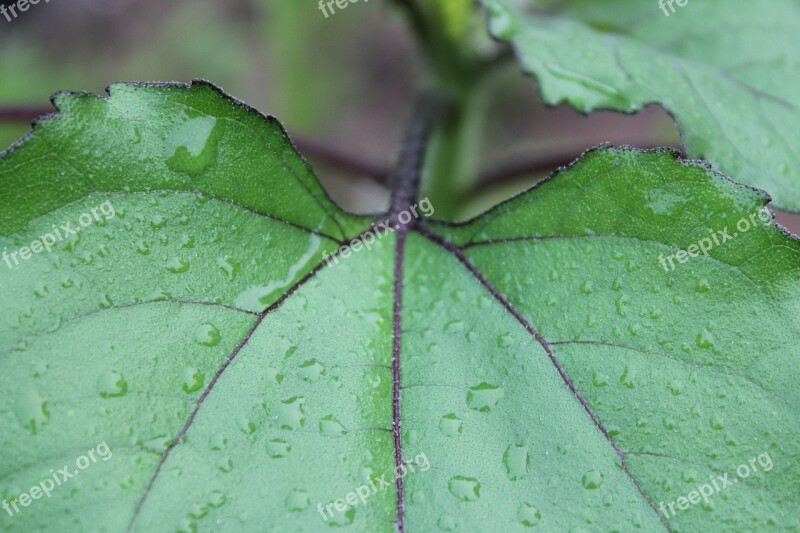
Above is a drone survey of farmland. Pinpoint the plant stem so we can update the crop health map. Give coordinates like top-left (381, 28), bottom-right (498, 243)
top-left (390, 94), bottom-right (442, 221)
top-left (420, 71), bottom-right (497, 219)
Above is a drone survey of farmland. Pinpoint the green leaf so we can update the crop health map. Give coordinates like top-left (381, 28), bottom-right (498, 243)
top-left (1, 82), bottom-right (799, 531)
top-left (480, 0), bottom-right (800, 211)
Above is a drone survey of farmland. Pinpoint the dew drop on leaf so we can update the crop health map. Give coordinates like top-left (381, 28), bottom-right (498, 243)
top-left (503, 444), bottom-right (530, 480)
top-left (97, 371), bottom-right (128, 398)
top-left (696, 329), bottom-right (716, 349)
top-left (467, 383), bottom-right (504, 412)
top-left (209, 433), bottom-right (227, 451)
top-left (284, 489), bottom-right (310, 512)
top-left (619, 366), bottom-right (636, 389)
top-left (194, 323), bottom-right (221, 346)
top-left (238, 417), bottom-right (256, 435)
top-left (327, 507), bottom-right (355, 527)
top-left (217, 455), bottom-right (233, 473)
top-left (439, 413), bottom-right (463, 437)
top-left (181, 366), bottom-right (204, 393)
top-left (217, 256), bottom-right (240, 281)
top-left (582, 469), bottom-right (604, 489)
top-left (297, 359), bottom-right (325, 382)
top-left (266, 438), bottom-right (291, 459)
top-left (135, 239), bottom-right (150, 255)
top-left (319, 415), bottom-right (347, 437)
top-left (437, 514), bottom-right (456, 531)
top-left (14, 390), bottom-right (49, 434)
top-left (448, 476), bottom-right (481, 501)
top-left (592, 372), bottom-right (608, 387)
top-left (164, 115), bottom-right (219, 176)
top-left (277, 397), bottom-right (305, 430)
top-left (165, 257), bottom-right (189, 273)
top-left (696, 279), bottom-right (711, 292)
top-left (517, 502), bottom-right (542, 527)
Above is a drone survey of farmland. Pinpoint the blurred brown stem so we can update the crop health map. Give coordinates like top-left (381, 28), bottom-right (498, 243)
top-left (0, 106), bottom-right (53, 122)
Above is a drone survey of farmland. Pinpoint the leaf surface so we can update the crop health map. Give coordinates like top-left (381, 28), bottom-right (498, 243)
top-left (480, 0), bottom-right (800, 211)
top-left (1, 82), bottom-right (799, 531)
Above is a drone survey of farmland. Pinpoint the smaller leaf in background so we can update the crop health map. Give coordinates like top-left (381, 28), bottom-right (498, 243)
top-left (480, 0), bottom-right (800, 211)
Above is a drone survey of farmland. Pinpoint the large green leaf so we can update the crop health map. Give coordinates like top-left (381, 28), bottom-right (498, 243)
top-left (480, 0), bottom-right (800, 212)
top-left (1, 82), bottom-right (798, 531)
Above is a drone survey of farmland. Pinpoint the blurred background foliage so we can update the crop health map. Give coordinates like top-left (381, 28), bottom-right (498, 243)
top-left (1, 0), bottom-right (794, 228)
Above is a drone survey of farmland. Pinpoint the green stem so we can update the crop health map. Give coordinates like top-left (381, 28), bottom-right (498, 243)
top-left (420, 69), bottom-right (500, 220)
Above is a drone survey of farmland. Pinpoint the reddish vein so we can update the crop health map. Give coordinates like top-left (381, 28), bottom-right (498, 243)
top-left (387, 94), bottom-right (440, 532)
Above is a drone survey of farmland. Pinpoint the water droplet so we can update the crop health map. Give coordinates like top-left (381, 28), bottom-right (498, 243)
top-left (593, 372), bottom-right (608, 387)
top-left (696, 329), bottom-right (716, 349)
top-left (696, 279), bottom-right (711, 292)
top-left (135, 239), bottom-right (150, 255)
top-left (439, 413), bottom-right (463, 437)
top-left (448, 476), bottom-right (480, 502)
top-left (582, 469), bottom-right (604, 489)
top-left (97, 371), bottom-right (128, 398)
top-left (327, 507), bottom-right (355, 527)
top-left (165, 257), bottom-right (189, 273)
top-left (298, 359), bottom-right (325, 382)
top-left (437, 514), bottom-right (456, 531)
top-left (503, 444), bottom-right (530, 480)
top-left (180, 234), bottom-right (195, 249)
top-left (238, 417), bottom-right (256, 435)
top-left (581, 280), bottom-right (593, 295)
top-left (150, 215), bottom-right (167, 229)
top-left (266, 366), bottom-right (285, 384)
top-left (467, 383), bottom-right (504, 412)
top-left (217, 256), bottom-right (240, 281)
top-left (517, 502), bottom-right (542, 527)
top-left (31, 362), bottom-right (48, 378)
top-left (277, 397), bottom-right (305, 430)
top-left (181, 367), bottom-right (204, 393)
top-left (285, 489), bottom-right (310, 512)
top-left (319, 415), bottom-right (347, 437)
top-left (142, 435), bottom-right (171, 453)
top-left (209, 433), bottom-right (227, 451)
top-left (619, 366), bottom-right (636, 389)
top-left (497, 334), bottom-right (514, 348)
top-left (195, 323), bottom-right (221, 346)
top-left (165, 115), bottom-right (219, 176)
top-left (33, 284), bottom-right (48, 298)
top-left (709, 414), bottom-right (724, 430)
top-left (14, 390), bottom-right (49, 434)
top-left (266, 438), bottom-right (291, 458)
top-left (444, 320), bottom-right (464, 334)
top-left (217, 455), bottom-right (233, 473)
